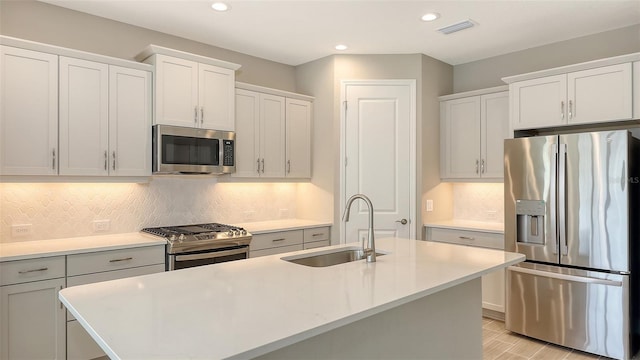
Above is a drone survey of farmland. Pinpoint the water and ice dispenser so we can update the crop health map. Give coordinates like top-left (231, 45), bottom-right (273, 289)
top-left (516, 200), bottom-right (546, 245)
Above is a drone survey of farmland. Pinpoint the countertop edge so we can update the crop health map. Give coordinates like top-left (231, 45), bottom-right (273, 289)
top-left (424, 221), bottom-right (504, 234)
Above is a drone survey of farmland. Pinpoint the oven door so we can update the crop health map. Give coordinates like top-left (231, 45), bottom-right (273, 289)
top-left (168, 246), bottom-right (248, 271)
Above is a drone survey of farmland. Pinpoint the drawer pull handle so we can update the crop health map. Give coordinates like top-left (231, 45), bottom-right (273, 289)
top-left (459, 236), bottom-right (475, 240)
top-left (272, 238), bottom-right (286, 242)
top-left (18, 267), bottom-right (48, 274)
top-left (312, 233), bottom-right (324, 237)
top-left (109, 257), bottom-right (133, 263)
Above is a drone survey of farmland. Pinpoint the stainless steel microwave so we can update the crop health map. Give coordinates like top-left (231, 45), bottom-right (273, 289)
top-left (152, 125), bottom-right (235, 174)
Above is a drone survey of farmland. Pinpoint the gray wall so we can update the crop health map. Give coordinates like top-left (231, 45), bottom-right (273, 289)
top-left (454, 24), bottom-right (640, 92)
top-left (0, 0), bottom-right (297, 91)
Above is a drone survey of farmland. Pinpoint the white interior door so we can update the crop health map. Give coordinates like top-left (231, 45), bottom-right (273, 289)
top-left (341, 80), bottom-right (415, 244)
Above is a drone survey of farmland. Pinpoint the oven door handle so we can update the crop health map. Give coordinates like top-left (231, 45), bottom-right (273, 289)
top-left (174, 248), bottom-right (248, 262)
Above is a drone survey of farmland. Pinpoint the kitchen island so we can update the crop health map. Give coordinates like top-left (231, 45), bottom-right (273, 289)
top-left (59, 238), bottom-right (524, 359)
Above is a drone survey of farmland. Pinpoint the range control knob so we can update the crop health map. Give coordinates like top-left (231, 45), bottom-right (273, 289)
top-left (178, 234), bottom-right (185, 242)
top-left (241, 229), bottom-right (248, 235)
top-left (227, 230), bottom-right (234, 236)
top-left (169, 235), bottom-right (177, 242)
top-left (234, 230), bottom-right (241, 236)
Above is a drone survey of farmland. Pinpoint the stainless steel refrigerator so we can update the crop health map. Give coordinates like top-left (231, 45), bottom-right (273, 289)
top-left (504, 130), bottom-right (639, 360)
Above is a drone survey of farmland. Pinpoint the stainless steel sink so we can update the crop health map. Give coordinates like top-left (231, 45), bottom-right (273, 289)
top-left (282, 247), bottom-right (386, 267)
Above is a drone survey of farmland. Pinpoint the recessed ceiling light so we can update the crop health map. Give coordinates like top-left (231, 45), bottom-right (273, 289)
top-left (211, 2), bottom-right (229, 11)
top-left (335, 44), bottom-right (348, 51)
top-left (421, 12), bottom-right (440, 22)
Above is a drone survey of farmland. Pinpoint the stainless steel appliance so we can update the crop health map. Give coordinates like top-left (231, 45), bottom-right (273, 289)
top-left (141, 223), bottom-right (252, 270)
top-left (153, 124), bottom-right (235, 174)
top-left (504, 130), bottom-right (640, 359)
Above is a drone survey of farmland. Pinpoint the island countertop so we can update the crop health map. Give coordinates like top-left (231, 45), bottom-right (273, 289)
top-left (59, 238), bottom-right (524, 360)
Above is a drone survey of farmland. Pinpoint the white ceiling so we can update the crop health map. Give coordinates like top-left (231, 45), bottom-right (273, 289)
top-left (40, 0), bottom-right (640, 66)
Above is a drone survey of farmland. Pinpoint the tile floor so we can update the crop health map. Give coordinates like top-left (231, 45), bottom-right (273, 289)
top-left (482, 318), bottom-right (611, 360)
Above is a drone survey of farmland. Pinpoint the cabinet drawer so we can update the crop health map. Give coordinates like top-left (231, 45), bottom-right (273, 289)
top-left (66, 264), bottom-right (164, 321)
top-left (428, 228), bottom-right (504, 250)
top-left (67, 245), bottom-right (165, 276)
top-left (250, 244), bottom-right (303, 258)
top-left (303, 227), bottom-right (330, 243)
top-left (250, 230), bottom-right (303, 251)
top-left (304, 240), bottom-right (331, 250)
top-left (0, 256), bottom-right (66, 286)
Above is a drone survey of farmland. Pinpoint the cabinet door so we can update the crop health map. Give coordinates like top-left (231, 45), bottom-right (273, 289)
top-left (0, 46), bottom-right (58, 175)
top-left (260, 93), bottom-right (286, 177)
top-left (199, 63), bottom-right (235, 131)
top-left (154, 55), bottom-right (198, 128)
top-left (59, 57), bottom-right (109, 176)
top-left (109, 66), bottom-right (152, 176)
top-left (441, 96), bottom-right (481, 179)
top-left (233, 89), bottom-right (261, 177)
top-left (0, 278), bottom-right (66, 360)
top-left (285, 98), bottom-right (312, 178)
top-left (480, 91), bottom-right (509, 179)
top-left (567, 63), bottom-right (633, 125)
top-left (510, 74), bottom-right (566, 130)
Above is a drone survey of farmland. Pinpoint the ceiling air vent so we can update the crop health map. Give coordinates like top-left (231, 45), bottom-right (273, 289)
top-left (437, 19), bottom-right (475, 35)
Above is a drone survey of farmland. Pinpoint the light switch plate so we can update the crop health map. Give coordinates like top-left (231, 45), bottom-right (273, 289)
top-left (93, 220), bottom-right (111, 232)
top-left (11, 224), bottom-right (32, 237)
top-left (426, 200), bottom-right (433, 212)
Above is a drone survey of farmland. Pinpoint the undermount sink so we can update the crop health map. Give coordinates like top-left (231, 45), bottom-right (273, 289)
top-left (282, 247), bottom-right (386, 267)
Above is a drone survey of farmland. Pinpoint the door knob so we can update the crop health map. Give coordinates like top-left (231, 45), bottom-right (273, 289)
top-left (395, 219), bottom-right (408, 225)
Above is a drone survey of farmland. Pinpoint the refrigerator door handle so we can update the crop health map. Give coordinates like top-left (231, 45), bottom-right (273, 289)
top-left (550, 143), bottom-right (558, 255)
top-left (508, 266), bottom-right (623, 287)
top-left (558, 143), bottom-right (568, 256)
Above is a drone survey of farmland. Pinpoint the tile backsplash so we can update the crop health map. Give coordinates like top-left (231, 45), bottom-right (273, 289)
top-left (452, 183), bottom-right (504, 223)
top-left (0, 178), bottom-right (297, 242)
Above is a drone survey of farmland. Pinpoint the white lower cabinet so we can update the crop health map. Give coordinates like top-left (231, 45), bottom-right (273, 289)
top-left (0, 256), bottom-right (66, 360)
top-left (425, 226), bottom-right (505, 315)
top-left (249, 226), bottom-right (331, 257)
top-left (65, 246), bottom-right (165, 360)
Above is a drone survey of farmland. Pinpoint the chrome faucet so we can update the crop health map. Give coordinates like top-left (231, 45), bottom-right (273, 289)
top-left (342, 194), bottom-right (376, 263)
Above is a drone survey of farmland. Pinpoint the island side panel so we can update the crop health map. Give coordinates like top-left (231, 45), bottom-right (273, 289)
top-left (254, 278), bottom-right (483, 359)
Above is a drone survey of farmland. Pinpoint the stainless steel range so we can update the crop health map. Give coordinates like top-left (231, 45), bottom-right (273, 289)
top-left (141, 223), bottom-right (252, 271)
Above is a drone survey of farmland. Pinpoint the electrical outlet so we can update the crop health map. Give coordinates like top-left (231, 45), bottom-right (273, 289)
top-left (487, 210), bottom-right (498, 220)
top-left (244, 210), bottom-right (256, 221)
top-left (11, 224), bottom-right (32, 237)
top-left (426, 200), bottom-right (433, 212)
top-left (93, 220), bottom-right (111, 232)
top-left (279, 208), bottom-right (289, 219)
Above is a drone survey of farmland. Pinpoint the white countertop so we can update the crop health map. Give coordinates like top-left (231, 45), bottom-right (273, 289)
top-left (0, 233), bottom-right (166, 262)
top-left (424, 219), bottom-right (504, 233)
top-left (236, 219), bottom-right (332, 234)
top-left (59, 238), bottom-right (524, 360)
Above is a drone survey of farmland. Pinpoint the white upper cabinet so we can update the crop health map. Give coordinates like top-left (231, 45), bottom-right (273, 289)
top-left (481, 92), bottom-right (510, 178)
top-left (260, 93), bottom-right (287, 177)
top-left (285, 98), bottom-right (312, 178)
top-left (59, 58), bottom-right (151, 177)
top-left (234, 83), bottom-right (313, 179)
top-left (137, 45), bottom-right (241, 131)
top-left (109, 66), bottom-right (152, 176)
top-left (0, 46), bottom-right (58, 175)
top-left (440, 88), bottom-right (509, 181)
top-left (199, 63), bottom-right (236, 130)
top-left (1, 37), bottom-right (153, 177)
top-left (505, 56), bottom-right (637, 130)
top-left (567, 64), bottom-right (632, 125)
top-left (59, 57), bottom-right (110, 176)
top-left (634, 62), bottom-right (640, 120)
top-left (234, 89), bottom-right (261, 177)
top-left (152, 55), bottom-right (198, 128)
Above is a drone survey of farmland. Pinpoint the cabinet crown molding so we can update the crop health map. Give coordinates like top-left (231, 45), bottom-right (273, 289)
top-left (135, 44), bottom-right (241, 71)
top-left (438, 85), bottom-right (508, 102)
top-left (236, 82), bottom-right (314, 101)
top-left (0, 35), bottom-right (152, 71)
top-left (502, 52), bottom-right (640, 84)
